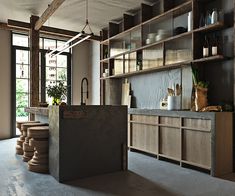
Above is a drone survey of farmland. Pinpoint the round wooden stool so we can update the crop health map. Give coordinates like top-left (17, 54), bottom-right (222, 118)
top-left (21, 123), bottom-right (48, 162)
top-left (15, 121), bottom-right (40, 155)
top-left (27, 126), bottom-right (49, 173)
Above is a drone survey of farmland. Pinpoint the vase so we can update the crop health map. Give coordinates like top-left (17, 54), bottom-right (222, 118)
top-left (52, 97), bottom-right (60, 105)
top-left (195, 86), bottom-right (208, 111)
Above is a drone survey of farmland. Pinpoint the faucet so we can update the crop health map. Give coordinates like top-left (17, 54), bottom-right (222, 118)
top-left (81, 77), bottom-right (88, 105)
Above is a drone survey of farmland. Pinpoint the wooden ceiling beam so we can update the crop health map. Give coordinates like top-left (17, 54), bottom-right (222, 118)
top-left (35, 0), bottom-right (65, 31)
top-left (7, 20), bottom-right (30, 29)
top-left (0, 22), bottom-right (28, 32)
top-left (7, 19), bottom-right (101, 41)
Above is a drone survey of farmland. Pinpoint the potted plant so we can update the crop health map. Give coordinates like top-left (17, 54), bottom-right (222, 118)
top-left (192, 66), bottom-right (209, 111)
top-left (46, 81), bottom-right (67, 105)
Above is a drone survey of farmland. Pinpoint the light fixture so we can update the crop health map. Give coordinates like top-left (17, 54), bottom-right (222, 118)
top-left (47, 0), bottom-right (94, 57)
top-left (53, 35), bottom-right (91, 57)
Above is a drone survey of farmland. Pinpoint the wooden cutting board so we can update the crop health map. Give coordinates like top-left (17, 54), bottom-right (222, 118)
top-left (121, 79), bottom-right (130, 106)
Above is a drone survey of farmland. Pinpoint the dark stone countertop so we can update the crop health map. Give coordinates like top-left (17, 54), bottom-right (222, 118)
top-left (128, 108), bottom-right (232, 120)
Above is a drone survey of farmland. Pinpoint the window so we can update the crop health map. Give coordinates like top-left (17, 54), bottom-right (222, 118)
top-left (13, 34), bottom-right (30, 123)
top-left (12, 34), bottom-right (71, 136)
top-left (39, 37), bottom-right (71, 104)
top-left (13, 33), bottom-right (29, 47)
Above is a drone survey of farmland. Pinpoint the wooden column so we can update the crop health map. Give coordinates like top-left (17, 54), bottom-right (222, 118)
top-left (30, 15), bottom-right (40, 113)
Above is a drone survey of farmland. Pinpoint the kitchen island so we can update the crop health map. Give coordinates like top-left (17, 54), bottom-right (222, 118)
top-left (25, 105), bottom-right (127, 182)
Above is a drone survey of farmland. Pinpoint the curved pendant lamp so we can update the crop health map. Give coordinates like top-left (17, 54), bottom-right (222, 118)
top-left (47, 0), bottom-right (94, 57)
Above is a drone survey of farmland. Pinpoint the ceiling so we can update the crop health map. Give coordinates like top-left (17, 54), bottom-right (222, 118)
top-left (0, 0), bottom-right (155, 35)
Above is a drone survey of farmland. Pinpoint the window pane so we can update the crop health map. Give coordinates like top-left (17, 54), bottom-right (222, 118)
top-left (16, 64), bottom-right (29, 78)
top-left (46, 67), bottom-right (57, 80)
top-left (16, 79), bottom-right (29, 93)
top-left (46, 80), bottom-right (56, 87)
top-left (13, 34), bottom-right (28, 47)
top-left (16, 50), bottom-right (29, 64)
top-left (16, 93), bottom-right (29, 108)
top-left (44, 39), bottom-right (56, 50)
top-left (57, 55), bottom-right (67, 67)
top-left (46, 56), bottom-right (57, 67)
top-left (57, 68), bottom-right (67, 81)
top-left (40, 38), bottom-right (43, 49)
top-left (57, 40), bottom-right (70, 52)
top-left (16, 107), bottom-right (29, 118)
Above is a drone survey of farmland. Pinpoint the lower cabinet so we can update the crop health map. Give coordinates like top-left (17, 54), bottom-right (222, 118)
top-left (128, 110), bottom-right (233, 177)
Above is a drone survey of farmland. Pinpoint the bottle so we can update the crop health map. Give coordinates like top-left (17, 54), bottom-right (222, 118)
top-left (211, 9), bottom-right (218, 24)
top-left (211, 34), bottom-right (218, 56)
top-left (203, 36), bottom-right (209, 57)
top-left (218, 9), bottom-right (224, 23)
top-left (205, 10), bottom-right (211, 26)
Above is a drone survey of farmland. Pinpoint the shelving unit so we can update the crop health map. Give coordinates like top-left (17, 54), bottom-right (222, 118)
top-left (100, 0), bottom-right (226, 82)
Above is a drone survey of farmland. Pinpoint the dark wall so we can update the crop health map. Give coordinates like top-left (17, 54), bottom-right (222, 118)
top-left (128, 68), bottom-right (182, 109)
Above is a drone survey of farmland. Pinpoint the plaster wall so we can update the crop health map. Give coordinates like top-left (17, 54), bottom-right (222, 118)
top-left (0, 30), bottom-right (11, 139)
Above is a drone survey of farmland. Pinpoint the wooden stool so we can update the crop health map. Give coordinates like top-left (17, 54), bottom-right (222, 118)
top-left (21, 123), bottom-right (48, 162)
top-left (15, 121), bottom-right (40, 155)
top-left (27, 126), bottom-right (49, 173)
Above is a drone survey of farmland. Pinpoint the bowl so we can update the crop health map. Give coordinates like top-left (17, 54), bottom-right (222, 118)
top-left (174, 27), bottom-right (187, 35)
top-left (146, 38), bottom-right (155, 44)
top-left (157, 29), bottom-right (170, 35)
top-left (147, 33), bottom-right (157, 39)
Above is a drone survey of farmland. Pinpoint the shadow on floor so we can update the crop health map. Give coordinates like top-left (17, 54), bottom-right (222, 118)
top-left (220, 173), bottom-right (235, 182)
top-left (65, 170), bottom-right (180, 196)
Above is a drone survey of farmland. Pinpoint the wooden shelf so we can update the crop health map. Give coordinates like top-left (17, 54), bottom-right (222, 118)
top-left (106, 61), bottom-right (190, 79)
top-left (101, 23), bottom-right (223, 61)
top-left (140, 31), bottom-right (192, 51)
top-left (101, 62), bottom-right (186, 79)
top-left (101, 22), bottom-right (223, 60)
top-left (194, 22), bottom-right (224, 33)
top-left (100, 54), bottom-right (226, 79)
top-left (101, 24), bottom-right (142, 44)
top-left (193, 55), bottom-right (224, 63)
top-left (142, 1), bottom-right (192, 25)
top-left (103, 31), bottom-right (192, 60)
top-left (100, 1), bottom-right (192, 44)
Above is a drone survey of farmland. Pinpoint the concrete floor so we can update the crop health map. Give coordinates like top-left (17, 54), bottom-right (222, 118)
top-left (1, 138), bottom-right (235, 196)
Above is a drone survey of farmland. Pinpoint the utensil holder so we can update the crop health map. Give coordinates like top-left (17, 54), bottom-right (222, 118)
top-left (167, 96), bottom-right (181, 110)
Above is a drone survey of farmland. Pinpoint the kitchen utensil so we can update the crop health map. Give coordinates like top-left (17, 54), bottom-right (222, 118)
top-left (176, 84), bottom-right (182, 96)
top-left (167, 88), bottom-right (174, 96)
top-left (121, 79), bottom-right (130, 106)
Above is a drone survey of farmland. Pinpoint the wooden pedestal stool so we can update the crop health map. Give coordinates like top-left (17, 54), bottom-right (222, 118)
top-left (27, 126), bottom-right (49, 173)
top-left (21, 123), bottom-right (48, 162)
top-left (15, 121), bottom-right (40, 155)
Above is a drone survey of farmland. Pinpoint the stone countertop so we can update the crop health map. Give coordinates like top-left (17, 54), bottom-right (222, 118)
top-left (25, 107), bottom-right (49, 116)
top-left (25, 105), bottom-right (127, 117)
top-left (128, 108), bottom-right (232, 120)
